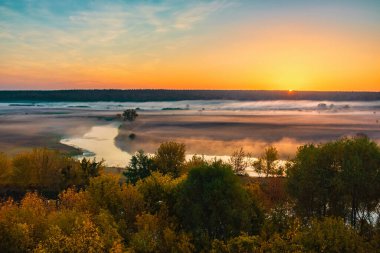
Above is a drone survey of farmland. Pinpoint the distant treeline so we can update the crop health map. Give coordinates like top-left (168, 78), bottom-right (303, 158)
top-left (1, 89), bottom-right (380, 102)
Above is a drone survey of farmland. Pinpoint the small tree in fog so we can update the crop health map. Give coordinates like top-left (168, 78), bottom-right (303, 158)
top-left (229, 148), bottom-right (250, 176)
top-left (122, 109), bottom-right (138, 122)
top-left (253, 146), bottom-right (282, 177)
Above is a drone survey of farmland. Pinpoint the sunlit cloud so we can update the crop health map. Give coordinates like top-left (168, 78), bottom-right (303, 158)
top-left (0, 0), bottom-right (379, 90)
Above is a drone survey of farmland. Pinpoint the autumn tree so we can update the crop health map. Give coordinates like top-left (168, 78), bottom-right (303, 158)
top-left (211, 234), bottom-right (260, 253)
top-left (154, 142), bottom-right (186, 177)
top-left (12, 149), bottom-right (65, 190)
top-left (0, 152), bottom-right (12, 185)
top-left (229, 148), bottom-right (250, 176)
top-left (130, 209), bottom-right (194, 253)
top-left (87, 174), bottom-right (128, 217)
top-left (37, 213), bottom-right (107, 252)
top-left (58, 187), bottom-right (90, 212)
top-left (86, 174), bottom-right (145, 238)
top-left (136, 172), bottom-right (183, 214)
top-left (0, 192), bottom-right (48, 252)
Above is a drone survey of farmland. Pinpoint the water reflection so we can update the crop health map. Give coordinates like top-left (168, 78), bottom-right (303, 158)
top-left (61, 123), bottom-right (132, 167)
top-left (60, 123), bottom-right (259, 176)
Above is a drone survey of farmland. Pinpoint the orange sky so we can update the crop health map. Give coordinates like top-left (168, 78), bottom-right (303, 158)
top-left (0, 1), bottom-right (380, 91)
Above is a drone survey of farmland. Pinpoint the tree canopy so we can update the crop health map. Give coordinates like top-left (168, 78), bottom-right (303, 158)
top-left (175, 161), bottom-right (261, 248)
top-left (287, 136), bottom-right (380, 228)
top-left (0, 138), bottom-right (379, 252)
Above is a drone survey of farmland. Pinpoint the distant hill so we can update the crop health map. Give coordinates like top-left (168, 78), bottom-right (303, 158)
top-left (0, 89), bottom-right (379, 102)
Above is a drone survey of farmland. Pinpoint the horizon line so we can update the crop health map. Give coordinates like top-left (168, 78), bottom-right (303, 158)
top-left (1, 89), bottom-right (380, 93)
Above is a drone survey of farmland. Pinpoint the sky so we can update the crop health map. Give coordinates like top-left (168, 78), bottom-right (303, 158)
top-left (0, 0), bottom-right (380, 91)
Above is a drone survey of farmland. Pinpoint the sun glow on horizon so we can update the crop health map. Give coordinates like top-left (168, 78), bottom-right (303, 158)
top-left (0, 0), bottom-right (379, 91)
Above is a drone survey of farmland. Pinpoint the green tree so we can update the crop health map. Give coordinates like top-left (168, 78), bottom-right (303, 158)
top-left (79, 157), bottom-right (104, 183)
top-left (338, 137), bottom-right (380, 228)
top-left (175, 162), bottom-right (257, 249)
top-left (182, 155), bottom-right (208, 175)
top-left (287, 137), bottom-right (380, 227)
top-left (286, 143), bottom-right (341, 218)
top-left (154, 142), bottom-right (186, 177)
top-left (124, 150), bottom-right (154, 184)
top-left (253, 146), bottom-right (282, 177)
top-left (294, 217), bottom-right (371, 253)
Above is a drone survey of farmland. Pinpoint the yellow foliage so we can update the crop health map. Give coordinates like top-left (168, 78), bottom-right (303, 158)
top-left (12, 149), bottom-right (64, 188)
top-left (130, 211), bottom-right (194, 253)
top-left (136, 172), bottom-right (184, 213)
top-left (38, 218), bottom-right (105, 253)
top-left (94, 209), bottom-right (124, 251)
top-left (120, 184), bottom-right (145, 230)
top-left (0, 152), bottom-right (12, 184)
top-left (58, 187), bottom-right (91, 212)
top-left (0, 193), bottom-right (48, 251)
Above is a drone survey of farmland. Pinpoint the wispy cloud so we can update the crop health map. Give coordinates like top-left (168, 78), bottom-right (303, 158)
top-left (174, 1), bottom-right (234, 30)
top-left (1, 1), bottom-right (233, 50)
top-left (0, 0), bottom-right (236, 87)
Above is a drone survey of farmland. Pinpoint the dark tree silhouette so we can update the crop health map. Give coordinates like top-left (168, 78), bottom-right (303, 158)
top-left (124, 150), bottom-right (154, 184)
top-left (122, 109), bottom-right (138, 121)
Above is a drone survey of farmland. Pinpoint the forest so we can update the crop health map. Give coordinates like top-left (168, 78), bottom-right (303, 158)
top-left (1, 89), bottom-right (380, 102)
top-left (0, 136), bottom-right (379, 252)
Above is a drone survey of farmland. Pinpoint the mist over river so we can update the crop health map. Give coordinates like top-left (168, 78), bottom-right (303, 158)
top-left (1, 100), bottom-right (379, 170)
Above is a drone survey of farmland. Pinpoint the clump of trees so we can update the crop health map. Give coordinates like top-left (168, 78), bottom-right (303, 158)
top-left (287, 136), bottom-right (380, 229)
top-left (122, 109), bottom-right (138, 122)
top-left (0, 137), bottom-right (379, 252)
top-left (228, 146), bottom-right (284, 177)
top-left (123, 141), bottom-right (186, 183)
top-left (229, 148), bottom-right (251, 175)
top-left (253, 146), bottom-right (283, 177)
top-left (176, 161), bottom-right (261, 249)
top-left (0, 149), bottom-right (103, 195)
